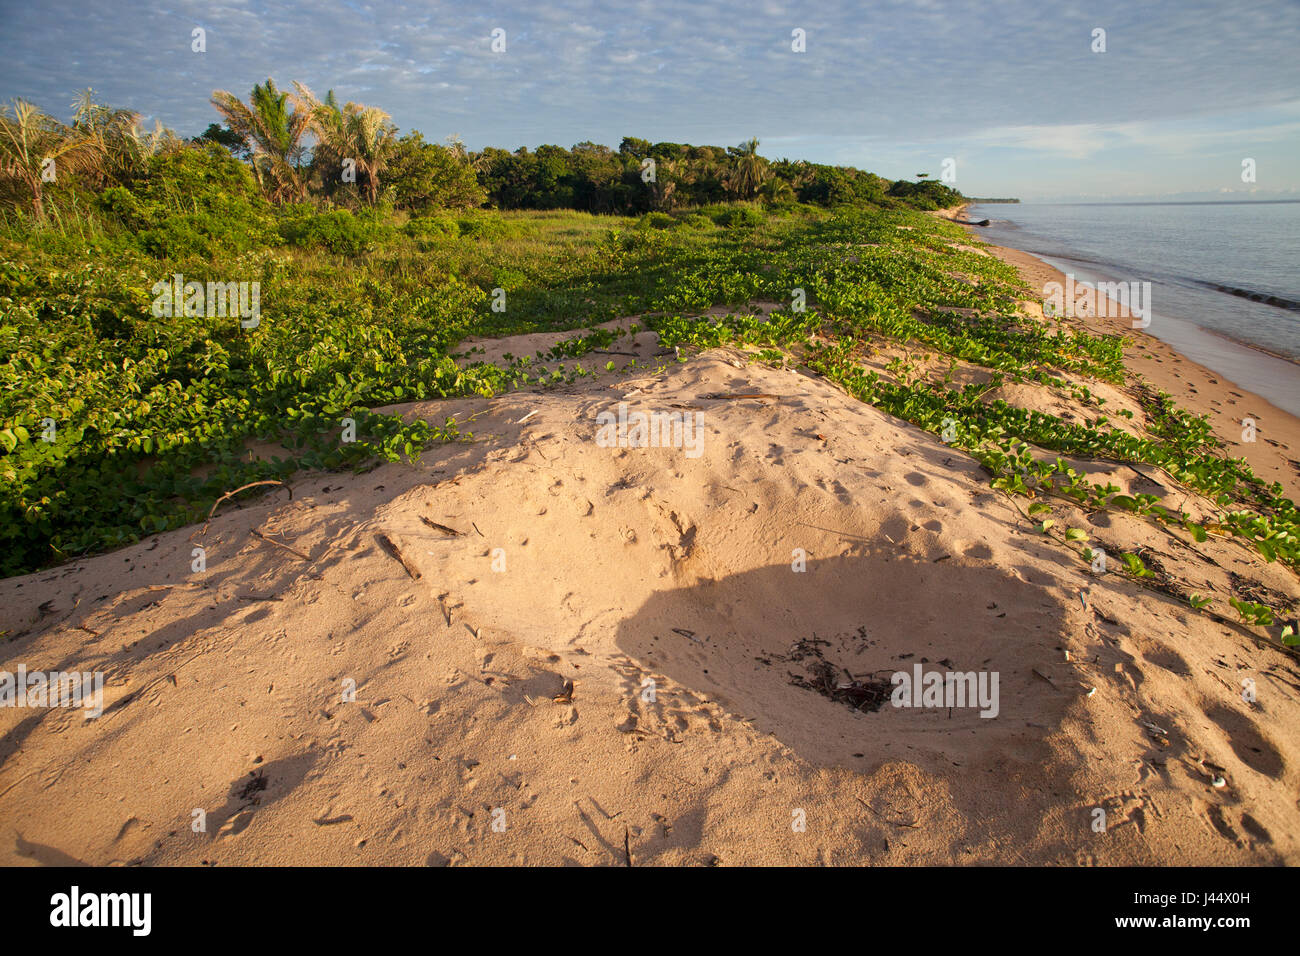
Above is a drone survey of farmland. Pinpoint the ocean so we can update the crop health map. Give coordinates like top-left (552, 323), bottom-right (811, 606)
top-left (968, 201), bottom-right (1300, 416)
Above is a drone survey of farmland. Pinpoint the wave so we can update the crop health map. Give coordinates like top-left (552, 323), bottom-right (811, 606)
top-left (985, 239), bottom-right (1300, 315)
top-left (1191, 281), bottom-right (1300, 312)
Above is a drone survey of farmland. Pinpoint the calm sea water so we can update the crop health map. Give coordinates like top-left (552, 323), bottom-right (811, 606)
top-left (969, 201), bottom-right (1300, 415)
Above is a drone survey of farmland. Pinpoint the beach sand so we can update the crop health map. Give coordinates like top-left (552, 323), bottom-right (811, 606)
top-left (2, 226), bottom-right (1298, 866)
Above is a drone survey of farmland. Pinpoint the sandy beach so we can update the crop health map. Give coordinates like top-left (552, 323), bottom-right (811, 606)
top-left (2, 216), bottom-right (1298, 867)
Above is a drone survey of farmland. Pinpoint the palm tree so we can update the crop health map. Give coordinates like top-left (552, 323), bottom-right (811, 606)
top-left (724, 137), bottom-right (768, 200)
top-left (71, 89), bottom-right (140, 183)
top-left (294, 83), bottom-right (399, 205)
top-left (443, 133), bottom-right (496, 180)
top-left (135, 118), bottom-right (185, 160)
top-left (210, 79), bottom-right (310, 202)
top-left (443, 133), bottom-right (469, 163)
top-left (0, 99), bottom-right (99, 221)
top-left (788, 160), bottom-right (815, 194)
top-left (70, 89), bottom-right (183, 186)
top-left (758, 176), bottom-right (794, 203)
top-left (650, 160), bottom-right (680, 211)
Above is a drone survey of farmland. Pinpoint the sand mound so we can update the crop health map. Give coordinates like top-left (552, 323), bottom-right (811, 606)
top-left (2, 348), bottom-right (1297, 865)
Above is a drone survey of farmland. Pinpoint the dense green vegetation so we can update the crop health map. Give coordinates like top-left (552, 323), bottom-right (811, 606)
top-left (0, 88), bottom-right (1294, 646)
top-left (473, 137), bottom-right (962, 214)
top-left (2, 83), bottom-right (959, 222)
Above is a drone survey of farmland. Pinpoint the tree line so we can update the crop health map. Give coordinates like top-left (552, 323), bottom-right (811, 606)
top-left (1, 80), bottom-right (963, 222)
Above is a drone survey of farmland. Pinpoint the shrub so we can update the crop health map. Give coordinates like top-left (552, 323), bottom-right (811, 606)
top-left (402, 215), bottom-right (460, 250)
top-left (278, 208), bottom-right (392, 255)
top-left (635, 212), bottom-right (675, 230)
top-left (384, 133), bottom-right (487, 212)
top-left (404, 215), bottom-right (460, 239)
top-left (93, 144), bottom-right (279, 259)
top-left (455, 214), bottom-right (509, 240)
top-left (702, 205), bottom-right (764, 229)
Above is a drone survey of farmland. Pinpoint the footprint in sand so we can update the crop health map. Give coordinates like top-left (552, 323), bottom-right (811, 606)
top-left (1239, 813), bottom-right (1272, 845)
top-left (813, 476), bottom-right (853, 505)
top-left (1135, 641), bottom-right (1191, 677)
top-left (1203, 703), bottom-right (1285, 778)
top-left (218, 810), bottom-right (255, 839)
top-left (1203, 802), bottom-right (1240, 845)
top-left (1096, 791), bottom-right (1149, 833)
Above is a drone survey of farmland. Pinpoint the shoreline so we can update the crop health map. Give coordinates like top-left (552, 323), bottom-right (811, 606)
top-left (966, 225), bottom-right (1300, 500)
top-left (1025, 248), bottom-right (1300, 371)
top-left (954, 202), bottom-right (1300, 374)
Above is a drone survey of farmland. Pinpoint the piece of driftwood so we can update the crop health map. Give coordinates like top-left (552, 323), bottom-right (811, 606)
top-left (376, 532), bottom-right (421, 580)
top-left (420, 516), bottom-right (463, 536)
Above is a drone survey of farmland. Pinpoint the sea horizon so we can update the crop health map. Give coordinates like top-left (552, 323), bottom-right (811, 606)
top-left (981, 199), bottom-right (1300, 206)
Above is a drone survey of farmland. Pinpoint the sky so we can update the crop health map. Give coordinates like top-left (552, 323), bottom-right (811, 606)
top-left (1, 0), bottom-right (1298, 202)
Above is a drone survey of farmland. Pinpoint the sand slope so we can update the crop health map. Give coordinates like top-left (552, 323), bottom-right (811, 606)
top-left (2, 346), bottom-right (1298, 866)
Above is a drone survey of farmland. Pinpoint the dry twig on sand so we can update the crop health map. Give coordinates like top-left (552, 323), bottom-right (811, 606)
top-left (420, 516), bottom-right (463, 536)
top-left (250, 528), bottom-right (312, 562)
top-left (856, 797), bottom-right (921, 829)
top-left (376, 532), bottom-right (421, 580)
top-left (193, 480), bottom-right (292, 538)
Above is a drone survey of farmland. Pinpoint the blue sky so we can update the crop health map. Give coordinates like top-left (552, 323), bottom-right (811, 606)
top-left (2, 0), bottom-right (1298, 201)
